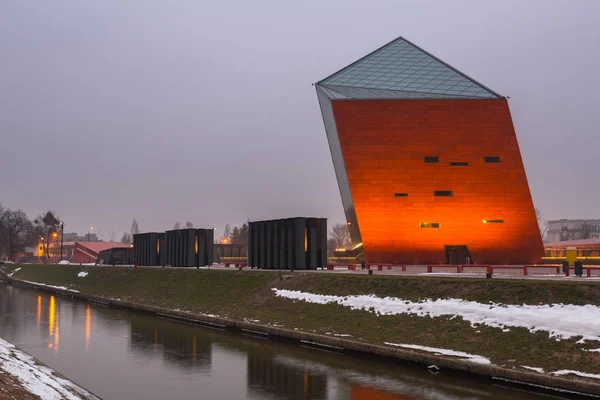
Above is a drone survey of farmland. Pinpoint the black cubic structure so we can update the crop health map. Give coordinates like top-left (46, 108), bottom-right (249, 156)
top-left (164, 228), bottom-right (214, 267)
top-left (97, 247), bottom-right (134, 266)
top-left (248, 218), bottom-right (327, 270)
top-left (134, 229), bottom-right (213, 267)
top-left (133, 232), bottom-right (165, 266)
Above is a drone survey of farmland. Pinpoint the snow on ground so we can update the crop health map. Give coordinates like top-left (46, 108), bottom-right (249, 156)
top-left (272, 289), bottom-right (600, 342)
top-left (522, 366), bottom-right (545, 373)
top-left (7, 267), bottom-right (21, 277)
top-left (384, 342), bottom-right (491, 365)
top-left (22, 280), bottom-right (79, 293)
top-left (77, 272), bottom-right (88, 278)
top-left (552, 370), bottom-right (600, 380)
top-left (0, 337), bottom-right (98, 399)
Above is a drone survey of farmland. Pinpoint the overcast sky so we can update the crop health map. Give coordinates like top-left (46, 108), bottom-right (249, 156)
top-left (1, 0), bottom-right (598, 240)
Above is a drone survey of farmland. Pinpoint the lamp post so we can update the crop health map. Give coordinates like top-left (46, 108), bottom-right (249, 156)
top-left (38, 237), bottom-right (44, 263)
top-left (52, 232), bottom-right (59, 262)
top-left (88, 226), bottom-right (93, 242)
top-left (60, 222), bottom-right (64, 261)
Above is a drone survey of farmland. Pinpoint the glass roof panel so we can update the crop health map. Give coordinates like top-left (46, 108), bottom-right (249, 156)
top-left (319, 37), bottom-right (501, 99)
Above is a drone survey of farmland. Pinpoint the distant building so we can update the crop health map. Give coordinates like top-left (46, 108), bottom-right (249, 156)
top-left (73, 242), bottom-right (132, 264)
top-left (62, 232), bottom-right (79, 242)
top-left (78, 233), bottom-right (99, 242)
top-left (546, 219), bottom-right (600, 242)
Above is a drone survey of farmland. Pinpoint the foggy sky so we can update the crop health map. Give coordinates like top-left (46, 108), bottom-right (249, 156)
top-left (1, 0), bottom-right (599, 240)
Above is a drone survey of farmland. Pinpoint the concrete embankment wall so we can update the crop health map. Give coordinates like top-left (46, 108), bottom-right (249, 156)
top-left (7, 276), bottom-right (600, 397)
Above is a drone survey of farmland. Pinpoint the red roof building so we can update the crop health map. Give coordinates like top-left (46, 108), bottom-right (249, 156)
top-left (73, 242), bottom-right (132, 264)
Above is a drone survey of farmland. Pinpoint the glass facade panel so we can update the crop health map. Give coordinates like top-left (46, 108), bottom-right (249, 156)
top-left (316, 86), bottom-right (363, 247)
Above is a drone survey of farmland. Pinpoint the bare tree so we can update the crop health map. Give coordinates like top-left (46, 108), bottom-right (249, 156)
top-left (229, 223), bottom-right (249, 247)
top-left (173, 222), bottom-right (181, 230)
top-left (535, 208), bottom-right (541, 222)
top-left (130, 219), bottom-right (140, 236)
top-left (329, 223), bottom-right (351, 250)
top-left (121, 232), bottom-right (133, 244)
top-left (185, 221), bottom-right (194, 228)
top-left (33, 211), bottom-right (61, 261)
top-left (0, 204), bottom-right (5, 256)
top-left (0, 210), bottom-right (31, 260)
top-left (222, 224), bottom-right (231, 242)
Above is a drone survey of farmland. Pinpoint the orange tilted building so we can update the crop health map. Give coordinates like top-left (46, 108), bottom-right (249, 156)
top-left (316, 37), bottom-right (543, 265)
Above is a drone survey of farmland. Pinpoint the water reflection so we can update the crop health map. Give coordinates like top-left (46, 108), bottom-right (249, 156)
top-left (350, 384), bottom-right (410, 400)
top-left (0, 284), bottom-right (562, 400)
top-left (129, 317), bottom-right (211, 372)
top-left (85, 305), bottom-right (91, 350)
top-left (37, 295), bottom-right (41, 328)
top-left (248, 353), bottom-right (328, 400)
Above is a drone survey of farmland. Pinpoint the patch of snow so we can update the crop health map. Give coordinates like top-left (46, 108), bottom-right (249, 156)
top-left (0, 337), bottom-right (98, 399)
top-left (22, 280), bottom-right (79, 293)
top-left (7, 267), bottom-right (21, 277)
top-left (588, 348), bottom-right (600, 353)
top-left (57, 260), bottom-right (70, 265)
top-left (77, 272), bottom-right (88, 278)
top-left (552, 370), bottom-right (600, 380)
top-left (384, 342), bottom-right (491, 365)
top-left (333, 334), bottom-right (352, 337)
top-left (522, 366), bottom-right (545, 373)
top-left (272, 288), bottom-right (600, 342)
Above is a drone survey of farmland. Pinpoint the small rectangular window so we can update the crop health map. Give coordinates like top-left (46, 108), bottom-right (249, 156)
top-left (420, 222), bottom-right (440, 228)
top-left (483, 219), bottom-right (504, 224)
top-left (434, 190), bottom-right (453, 197)
top-left (484, 156), bottom-right (501, 163)
top-left (394, 193), bottom-right (408, 197)
top-left (450, 162), bottom-right (468, 166)
top-left (424, 156), bottom-right (439, 163)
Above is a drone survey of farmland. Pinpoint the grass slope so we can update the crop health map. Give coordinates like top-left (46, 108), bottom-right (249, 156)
top-left (4, 264), bottom-right (600, 377)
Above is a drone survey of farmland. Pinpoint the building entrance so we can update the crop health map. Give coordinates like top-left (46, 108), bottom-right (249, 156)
top-left (445, 245), bottom-right (471, 265)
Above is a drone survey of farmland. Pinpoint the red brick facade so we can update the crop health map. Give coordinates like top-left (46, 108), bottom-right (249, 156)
top-left (332, 98), bottom-right (543, 265)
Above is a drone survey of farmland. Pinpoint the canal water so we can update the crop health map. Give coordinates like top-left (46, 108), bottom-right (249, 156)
top-left (0, 283), bottom-right (565, 400)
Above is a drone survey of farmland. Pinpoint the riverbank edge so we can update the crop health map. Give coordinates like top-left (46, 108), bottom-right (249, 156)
top-left (0, 333), bottom-right (100, 400)
top-left (6, 277), bottom-right (600, 397)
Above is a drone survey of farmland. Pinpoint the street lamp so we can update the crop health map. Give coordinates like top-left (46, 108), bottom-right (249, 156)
top-left (60, 222), bottom-right (64, 261)
top-left (88, 226), bottom-right (93, 241)
top-left (39, 237), bottom-right (44, 263)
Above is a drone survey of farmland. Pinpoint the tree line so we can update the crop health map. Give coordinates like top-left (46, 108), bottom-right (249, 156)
top-left (0, 205), bottom-right (62, 261)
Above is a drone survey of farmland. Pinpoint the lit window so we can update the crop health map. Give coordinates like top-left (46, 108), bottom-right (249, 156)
top-left (482, 219), bottom-right (504, 224)
top-left (394, 193), bottom-right (408, 197)
top-left (424, 156), bottom-right (439, 163)
top-left (484, 156), bottom-right (501, 163)
top-left (420, 222), bottom-right (440, 228)
top-left (434, 190), bottom-right (453, 197)
top-left (450, 162), bottom-right (468, 166)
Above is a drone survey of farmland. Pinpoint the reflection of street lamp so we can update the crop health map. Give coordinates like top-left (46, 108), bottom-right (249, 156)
top-left (88, 226), bottom-right (93, 241)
